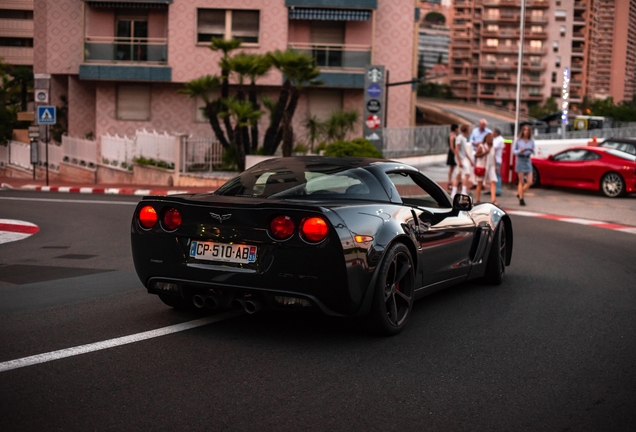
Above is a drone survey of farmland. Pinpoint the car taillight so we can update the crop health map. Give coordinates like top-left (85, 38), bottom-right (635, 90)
top-left (300, 217), bottom-right (328, 243)
top-left (162, 207), bottom-right (182, 231)
top-left (269, 215), bottom-right (295, 240)
top-left (139, 205), bottom-right (157, 229)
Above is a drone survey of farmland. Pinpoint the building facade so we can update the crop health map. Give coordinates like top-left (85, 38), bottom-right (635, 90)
top-left (448, 0), bottom-right (597, 114)
top-left (0, 0), bottom-right (34, 67)
top-left (586, 0), bottom-right (636, 102)
top-left (33, 0), bottom-right (418, 151)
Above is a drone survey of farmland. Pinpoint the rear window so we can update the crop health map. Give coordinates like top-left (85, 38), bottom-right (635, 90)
top-left (215, 159), bottom-right (389, 201)
top-left (599, 140), bottom-right (636, 156)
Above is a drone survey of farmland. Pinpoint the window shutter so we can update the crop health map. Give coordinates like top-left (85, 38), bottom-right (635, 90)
top-left (117, 85), bottom-right (151, 121)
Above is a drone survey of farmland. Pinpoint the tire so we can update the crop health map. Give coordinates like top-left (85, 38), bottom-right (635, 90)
top-left (600, 172), bottom-right (625, 198)
top-left (531, 166), bottom-right (540, 188)
top-left (158, 294), bottom-right (190, 309)
top-left (369, 243), bottom-right (415, 336)
top-left (484, 223), bottom-right (506, 285)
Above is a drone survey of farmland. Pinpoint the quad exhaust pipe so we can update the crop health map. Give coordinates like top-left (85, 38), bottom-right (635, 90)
top-left (192, 293), bottom-right (225, 310)
top-left (194, 294), bottom-right (265, 314)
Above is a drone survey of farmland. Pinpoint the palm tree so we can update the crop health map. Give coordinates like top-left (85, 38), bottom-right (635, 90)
top-left (221, 98), bottom-right (264, 171)
top-left (262, 49), bottom-right (321, 156)
top-left (210, 38), bottom-right (242, 144)
top-left (303, 115), bottom-right (324, 153)
top-left (178, 75), bottom-right (229, 149)
top-left (324, 110), bottom-right (359, 142)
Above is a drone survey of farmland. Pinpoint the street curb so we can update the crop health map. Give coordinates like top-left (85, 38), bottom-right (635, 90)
top-left (7, 184), bottom-right (214, 196)
top-left (505, 210), bottom-right (636, 235)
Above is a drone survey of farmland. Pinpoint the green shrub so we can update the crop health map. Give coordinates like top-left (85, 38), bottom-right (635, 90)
top-left (323, 138), bottom-right (383, 158)
top-left (293, 143), bottom-right (308, 154)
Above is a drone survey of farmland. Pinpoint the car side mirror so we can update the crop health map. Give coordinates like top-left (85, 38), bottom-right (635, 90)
top-left (452, 194), bottom-right (473, 211)
top-left (548, 155), bottom-right (555, 161)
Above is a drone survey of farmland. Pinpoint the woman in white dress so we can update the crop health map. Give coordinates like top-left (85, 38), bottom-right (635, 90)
top-left (474, 133), bottom-right (499, 205)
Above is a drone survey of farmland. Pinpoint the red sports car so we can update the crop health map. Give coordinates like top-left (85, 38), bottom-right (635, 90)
top-left (531, 146), bottom-right (636, 197)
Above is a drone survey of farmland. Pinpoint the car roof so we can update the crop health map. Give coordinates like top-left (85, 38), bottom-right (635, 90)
top-left (600, 137), bottom-right (636, 145)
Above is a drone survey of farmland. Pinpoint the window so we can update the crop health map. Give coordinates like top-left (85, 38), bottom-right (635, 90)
top-left (552, 72), bottom-right (557, 83)
top-left (387, 172), bottom-right (449, 209)
top-left (530, 56), bottom-right (541, 66)
top-left (308, 89), bottom-right (343, 121)
top-left (487, 24), bottom-right (498, 32)
top-left (0, 9), bottom-right (34, 19)
top-left (560, 25), bottom-right (566, 36)
top-left (553, 150), bottom-right (598, 161)
top-left (197, 9), bottom-right (259, 44)
top-left (555, 56), bottom-right (561, 67)
top-left (555, 10), bottom-right (567, 21)
top-left (486, 38), bottom-right (498, 47)
top-left (117, 85), bottom-right (151, 121)
top-left (485, 54), bottom-right (497, 63)
top-left (530, 40), bottom-right (542, 51)
top-left (531, 26), bottom-right (543, 33)
top-left (553, 40), bottom-right (559, 52)
top-left (528, 87), bottom-right (540, 95)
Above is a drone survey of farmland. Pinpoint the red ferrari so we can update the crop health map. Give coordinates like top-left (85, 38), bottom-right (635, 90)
top-left (531, 146), bottom-right (636, 198)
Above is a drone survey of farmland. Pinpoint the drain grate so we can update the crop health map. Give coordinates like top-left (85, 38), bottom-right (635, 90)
top-left (55, 254), bottom-right (98, 260)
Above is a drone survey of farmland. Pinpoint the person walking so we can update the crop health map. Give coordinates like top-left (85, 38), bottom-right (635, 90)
top-left (450, 124), bottom-right (473, 198)
top-left (469, 118), bottom-right (492, 152)
top-left (446, 124), bottom-right (459, 191)
top-left (492, 128), bottom-right (505, 196)
top-left (513, 125), bottom-right (535, 206)
top-left (474, 133), bottom-right (498, 205)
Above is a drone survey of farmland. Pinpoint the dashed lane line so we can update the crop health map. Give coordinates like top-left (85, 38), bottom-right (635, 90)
top-left (0, 310), bottom-right (243, 373)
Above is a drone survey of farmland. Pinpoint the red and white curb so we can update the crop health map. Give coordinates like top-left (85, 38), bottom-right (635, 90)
top-left (0, 219), bottom-right (39, 245)
top-left (5, 184), bottom-right (211, 196)
top-left (505, 210), bottom-right (636, 235)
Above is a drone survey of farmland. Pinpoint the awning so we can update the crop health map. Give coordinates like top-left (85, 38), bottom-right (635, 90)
top-left (289, 8), bottom-right (371, 21)
top-left (86, 1), bottom-right (170, 8)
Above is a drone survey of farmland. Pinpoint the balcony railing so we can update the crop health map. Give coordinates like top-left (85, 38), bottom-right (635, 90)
top-left (84, 36), bottom-right (168, 63)
top-left (288, 43), bottom-right (371, 70)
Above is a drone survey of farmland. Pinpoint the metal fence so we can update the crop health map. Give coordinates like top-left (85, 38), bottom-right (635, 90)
top-left (61, 135), bottom-right (97, 167)
top-left (534, 126), bottom-right (636, 141)
top-left (383, 125), bottom-right (450, 157)
top-left (182, 136), bottom-right (223, 173)
top-left (136, 129), bottom-right (178, 163)
top-left (0, 144), bottom-right (7, 168)
top-left (2, 140), bottom-right (64, 172)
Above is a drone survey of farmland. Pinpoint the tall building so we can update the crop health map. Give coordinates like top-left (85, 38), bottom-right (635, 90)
top-left (587, 0), bottom-right (636, 102)
top-left (448, 0), bottom-right (602, 114)
top-left (0, 0), bottom-right (34, 67)
top-left (33, 0), bottom-right (418, 150)
top-left (418, 25), bottom-right (451, 72)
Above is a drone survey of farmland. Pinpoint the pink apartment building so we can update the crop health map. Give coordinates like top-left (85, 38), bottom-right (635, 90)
top-left (33, 0), bottom-right (418, 151)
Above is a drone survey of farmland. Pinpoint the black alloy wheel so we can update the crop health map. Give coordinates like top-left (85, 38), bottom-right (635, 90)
top-left (370, 243), bottom-right (415, 336)
top-left (600, 172), bottom-right (625, 198)
top-left (484, 223), bottom-right (506, 285)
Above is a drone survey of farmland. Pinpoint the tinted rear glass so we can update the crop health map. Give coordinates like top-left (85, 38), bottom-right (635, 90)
top-left (599, 141), bottom-right (636, 156)
top-left (215, 159), bottom-right (389, 201)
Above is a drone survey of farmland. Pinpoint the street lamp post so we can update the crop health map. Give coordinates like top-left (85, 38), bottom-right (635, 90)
top-left (510, 0), bottom-right (527, 182)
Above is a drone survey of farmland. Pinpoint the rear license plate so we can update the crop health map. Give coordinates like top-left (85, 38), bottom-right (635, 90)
top-left (189, 241), bottom-right (257, 264)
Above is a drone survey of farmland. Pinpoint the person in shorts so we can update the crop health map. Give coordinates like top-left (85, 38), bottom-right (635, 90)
top-left (513, 125), bottom-right (535, 206)
top-left (474, 133), bottom-right (499, 205)
top-left (450, 124), bottom-right (473, 198)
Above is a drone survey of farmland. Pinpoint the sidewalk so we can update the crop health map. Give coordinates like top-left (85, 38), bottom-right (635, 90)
top-left (0, 176), bottom-right (219, 196)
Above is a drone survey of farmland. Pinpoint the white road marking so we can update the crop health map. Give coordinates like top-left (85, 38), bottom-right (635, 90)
top-left (0, 310), bottom-right (242, 373)
top-left (0, 219), bottom-right (39, 245)
top-left (0, 196), bottom-right (137, 205)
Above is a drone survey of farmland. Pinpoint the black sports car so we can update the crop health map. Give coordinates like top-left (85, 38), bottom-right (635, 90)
top-left (131, 157), bottom-right (513, 334)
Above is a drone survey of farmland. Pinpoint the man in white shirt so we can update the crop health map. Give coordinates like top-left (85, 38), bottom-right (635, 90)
top-left (469, 118), bottom-right (492, 151)
top-left (492, 127), bottom-right (505, 196)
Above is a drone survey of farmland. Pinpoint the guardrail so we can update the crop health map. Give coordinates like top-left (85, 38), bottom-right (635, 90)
top-left (383, 125), bottom-right (449, 158)
top-left (84, 36), bottom-right (168, 63)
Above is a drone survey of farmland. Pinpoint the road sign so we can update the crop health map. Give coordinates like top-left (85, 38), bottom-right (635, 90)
top-left (367, 83), bottom-right (382, 98)
top-left (28, 126), bottom-right (40, 138)
top-left (366, 99), bottom-right (381, 114)
top-left (35, 89), bottom-right (49, 103)
top-left (367, 67), bottom-right (383, 83)
top-left (37, 106), bottom-right (56, 125)
top-left (365, 115), bottom-right (381, 130)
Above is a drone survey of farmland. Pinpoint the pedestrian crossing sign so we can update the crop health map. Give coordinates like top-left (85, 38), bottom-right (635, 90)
top-left (37, 106), bottom-right (56, 125)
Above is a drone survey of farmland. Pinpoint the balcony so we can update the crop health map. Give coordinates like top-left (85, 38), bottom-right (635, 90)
top-left (285, 0), bottom-right (377, 7)
top-left (0, 46), bottom-right (33, 66)
top-left (84, 36), bottom-right (168, 63)
top-left (574, 1), bottom-right (587, 9)
top-left (0, 18), bottom-right (34, 38)
top-left (288, 43), bottom-right (371, 71)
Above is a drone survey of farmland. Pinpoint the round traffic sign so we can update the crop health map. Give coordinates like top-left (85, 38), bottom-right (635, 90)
top-left (365, 115), bottom-right (381, 130)
top-left (366, 99), bottom-right (381, 114)
top-left (367, 83), bottom-right (382, 98)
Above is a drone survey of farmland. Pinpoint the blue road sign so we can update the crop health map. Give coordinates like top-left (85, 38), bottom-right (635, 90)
top-left (367, 83), bottom-right (382, 98)
top-left (37, 106), bottom-right (56, 125)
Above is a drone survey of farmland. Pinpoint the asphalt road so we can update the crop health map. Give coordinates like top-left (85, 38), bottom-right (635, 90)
top-left (0, 191), bottom-right (635, 431)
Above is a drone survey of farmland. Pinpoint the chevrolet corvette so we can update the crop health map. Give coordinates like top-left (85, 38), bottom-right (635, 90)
top-left (131, 157), bottom-right (513, 334)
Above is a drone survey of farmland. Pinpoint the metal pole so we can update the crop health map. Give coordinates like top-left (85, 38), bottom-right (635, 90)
top-left (46, 125), bottom-right (49, 186)
top-left (384, 69), bottom-right (390, 127)
top-left (510, 0), bottom-right (526, 183)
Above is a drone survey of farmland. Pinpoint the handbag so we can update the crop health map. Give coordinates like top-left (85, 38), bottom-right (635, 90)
top-left (474, 165), bottom-right (486, 177)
